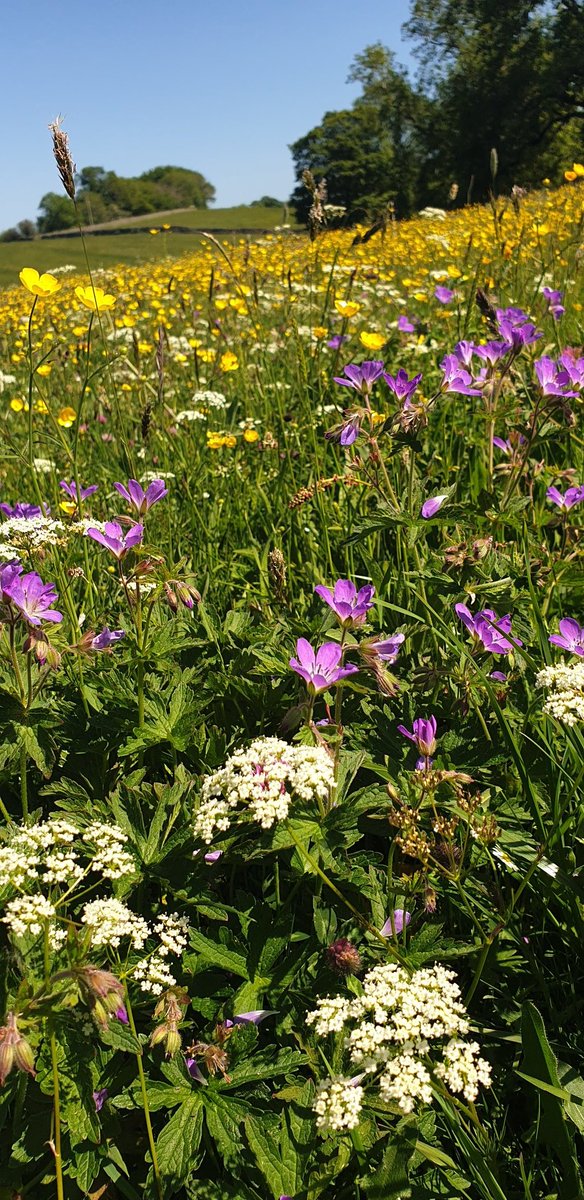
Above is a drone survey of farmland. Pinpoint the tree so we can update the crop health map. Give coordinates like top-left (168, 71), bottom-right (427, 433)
top-left (37, 193), bottom-right (76, 234)
top-left (404, 0), bottom-right (584, 199)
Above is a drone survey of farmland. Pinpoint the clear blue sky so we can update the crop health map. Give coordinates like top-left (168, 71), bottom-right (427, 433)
top-left (3, 0), bottom-right (414, 230)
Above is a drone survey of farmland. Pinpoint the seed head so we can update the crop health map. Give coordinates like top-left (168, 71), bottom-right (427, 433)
top-left (49, 117), bottom-right (76, 201)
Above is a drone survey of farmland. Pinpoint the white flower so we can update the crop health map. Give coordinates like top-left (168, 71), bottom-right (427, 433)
top-left (81, 898), bottom-right (149, 949)
top-left (536, 662), bottom-right (584, 726)
top-left (82, 822), bottom-right (135, 880)
top-left (379, 1049), bottom-right (433, 1113)
top-left (133, 953), bottom-right (177, 995)
top-left (2, 894), bottom-right (56, 938)
top-left (193, 737), bottom-right (335, 843)
top-left (153, 912), bottom-right (190, 957)
top-left (314, 1078), bottom-right (364, 1132)
top-left (435, 1038), bottom-right (491, 1102)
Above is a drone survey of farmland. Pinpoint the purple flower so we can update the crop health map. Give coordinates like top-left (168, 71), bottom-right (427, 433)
top-left (558, 350), bottom-right (584, 390)
top-left (289, 638), bottom-right (359, 693)
top-left (0, 502), bottom-right (46, 519)
top-left (496, 305), bottom-right (531, 327)
top-left (435, 286), bottom-right (455, 303)
top-left (85, 521), bottom-right (144, 559)
top-left (421, 494), bottom-right (448, 519)
top-left (93, 1088), bottom-right (108, 1112)
top-left (397, 716), bottom-right (437, 758)
top-left (1, 562), bottom-right (23, 599)
top-left (230, 1010), bottom-right (277, 1025)
top-left (115, 1005), bottom-right (129, 1024)
top-left (114, 478), bottom-right (168, 515)
top-left (383, 368), bottom-right (422, 404)
top-left (185, 1057), bottom-right (207, 1085)
top-left (339, 416), bottom-right (361, 446)
top-left (397, 314), bottom-right (416, 333)
top-left (380, 909), bottom-right (411, 937)
top-left (367, 634), bottom-right (405, 664)
top-left (490, 671), bottom-right (507, 683)
top-left (455, 603), bottom-right (522, 654)
top-left (535, 357), bottom-right (578, 398)
top-left (91, 627), bottom-right (126, 651)
top-left (546, 485), bottom-right (584, 511)
top-left (473, 340), bottom-right (510, 367)
top-left (333, 361), bottom-right (385, 395)
top-left (327, 334), bottom-right (349, 350)
top-left (452, 340), bottom-right (476, 368)
top-left (59, 480), bottom-right (98, 502)
top-left (549, 618), bottom-right (584, 657)
top-left (3, 571), bottom-right (63, 626)
top-left (440, 354), bottom-right (482, 396)
top-left (204, 850), bottom-right (223, 864)
top-left (542, 287), bottom-right (565, 320)
top-left (497, 319), bottom-right (542, 350)
top-left (314, 578), bottom-right (375, 627)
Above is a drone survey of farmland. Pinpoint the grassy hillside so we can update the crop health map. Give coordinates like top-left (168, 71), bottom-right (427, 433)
top-left (0, 205), bottom-right (297, 289)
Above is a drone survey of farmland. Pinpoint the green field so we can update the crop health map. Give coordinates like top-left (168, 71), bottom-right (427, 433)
top-left (0, 205), bottom-right (297, 289)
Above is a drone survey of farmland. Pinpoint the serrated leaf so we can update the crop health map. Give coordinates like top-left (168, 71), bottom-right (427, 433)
top-left (189, 929), bottom-right (249, 978)
top-left (154, 1093), bottom-right (203, 1183)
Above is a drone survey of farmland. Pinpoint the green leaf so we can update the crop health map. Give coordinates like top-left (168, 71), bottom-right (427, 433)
top-left (155, 1093), bottom-right (203, 1184)
top-left (203, 1092), bottom-right (250, 1164)
top-left (361, 1118), bottom-right (417, 1197)
top-left (521, 1001), bottom-right (582, 1196)
top-left (189, 929), bottom-right (249, 978)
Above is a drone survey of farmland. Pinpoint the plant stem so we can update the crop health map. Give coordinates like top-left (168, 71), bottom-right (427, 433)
top-left (124, 989), bottom-right (164, 1200)
top-left (44, 926), bottom-right (65, 1200)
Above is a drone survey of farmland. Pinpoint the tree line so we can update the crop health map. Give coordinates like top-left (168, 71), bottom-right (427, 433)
top-left (1, 165), bottom-right (215, 241)
top-left (290, 0), bottom-right (584, 224)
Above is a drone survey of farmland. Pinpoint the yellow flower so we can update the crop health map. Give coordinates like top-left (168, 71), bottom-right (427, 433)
top-left (74, 285), bottom-right (116, 312)
top-left (224, 434), bottom-right (237, 448)
top-left (359, 331), bottom-right (386, 351)
top-left (149, 229), bottom-right (160, 235)
top-left (542, 178), bottom-right (551, 186)
top-left (162, 223), bottom-right (171, 230)
top-left (10, 398), bottom-right (28, 412)
top-left (220, 351), bottom-right (239, 372)
top-left (564, 170), bottom-right (577, 182)
top-left (312, 326), bottom-right (328, 340)
top-left (334, 300), bottom-right (360, 318)
top-left (59, 500), bottom-right (77, 515)
top-left (19, 268), bottom-right (61, 297)
top-left (243, 428), bottom-right (259, 443)
top-left (35, 364), bottom-right (52, 377)
top-left (57, 406), bottom-right (77, 428)
top-left (572, 163), bottom-right (584, 178)
top-left (34, 399), bottom-right (49, 414)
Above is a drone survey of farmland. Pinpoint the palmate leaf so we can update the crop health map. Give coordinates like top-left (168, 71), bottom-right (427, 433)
top-left (360, 1117), bottom-right (418, 1198)
top-left (245, 1086), bottom-right (314, 1200)
top-left (188, 929), bottom-right (249, 978)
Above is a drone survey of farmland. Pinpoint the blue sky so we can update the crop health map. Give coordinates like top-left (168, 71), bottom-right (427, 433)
top-left (3, 0), bottom-right (414, 230)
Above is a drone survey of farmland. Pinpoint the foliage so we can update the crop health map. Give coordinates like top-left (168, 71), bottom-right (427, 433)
top-left (34, 165), bottom-right (216, 233)
top-left (0, 169), bottom-right (583, 1200)
top-left (291, 3), bottom-right (584, 221)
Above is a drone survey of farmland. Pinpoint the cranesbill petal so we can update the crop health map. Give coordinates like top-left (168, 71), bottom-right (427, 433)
top-left (125, 524), bottom-right (144, 550)
top-left (315, 642), bottom-right (343, 672)
top-left (314, 585), bottom-right (334, 608)
top-left (333, 579), bottom-right (357, 606)
top-left (113, 483), bottom-right (132, 505)
top-left (295, 638), bottom-right (316, 671)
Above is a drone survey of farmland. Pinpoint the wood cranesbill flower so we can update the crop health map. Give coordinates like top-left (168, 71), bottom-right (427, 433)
top-left (314, 578), bottom-right (375, 627)
top-left (455, 603), bottom-right (522, 654)
top-left (546, 485), bottom-right (584, 511)
top-left (434, 285), bottom-right (455, 303)
top-left (114, 478), bottom-right (168, 515)
top-left (548, 618), bottom-right (584, 657)
top-left (333, 361), bottom-right (385, 396)
top-left (91, 627), bottom-right (126, 651)
top-left (85, 521), bottom-right (144, 559)
top-left (534, 357), bottom-right (578, 398)
top-left (421, 494), bottom-right (448, 519)
top-left (542, 287), bottom-right (565, 320)
top-left (3, 570), bottom-right (63, 626)
top-left (440, 355), bottom-right (482, 396)
top-left (289, 638), bottom-right (359, 693)
top-left (59, 480), bottom-right (98, 502)
top-left (0, 502), bottom-right (46, 518)
top-left (380, 909), bottom-right (411, 937)
top-left (397, 716), bottom-right (437, 758)
top-left (383, 368), bottom-right (422, 403)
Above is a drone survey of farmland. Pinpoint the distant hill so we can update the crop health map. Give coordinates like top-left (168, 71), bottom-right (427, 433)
top-left (1, 165), bottom-right (216, 241)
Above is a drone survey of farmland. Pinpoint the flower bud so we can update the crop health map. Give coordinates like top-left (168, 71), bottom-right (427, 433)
top-left (0, 1040), bottom-right (15, 1086)
top-left (326, 938), bottom-right (362, 976)
top-left (0, 1013), bottom-right (35, 1085)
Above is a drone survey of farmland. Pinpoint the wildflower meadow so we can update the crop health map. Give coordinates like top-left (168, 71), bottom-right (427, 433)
top-left (0, 147), bottom-right (583, 1200)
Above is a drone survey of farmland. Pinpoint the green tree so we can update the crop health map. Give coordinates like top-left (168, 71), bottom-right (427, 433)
top-left (404, 0), bottom-right (584, 199)
top-left (37, 192), bottom-right (76, 233)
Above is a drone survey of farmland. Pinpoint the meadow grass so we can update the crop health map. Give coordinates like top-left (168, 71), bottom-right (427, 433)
top-left (0, 205), bottom-right (297, 289)
top-left (0, 180), bottom-right (582, 1199)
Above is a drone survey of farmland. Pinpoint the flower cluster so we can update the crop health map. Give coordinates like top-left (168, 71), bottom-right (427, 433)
top-left (536, 662), bottom-right (584, 725)
top-left (0, 817), bottom-right (134, 892)
top-left (79, 902), bottom-right (189, 994)
top-left (193, 736), bottom-right (335, 843)
top-left (307, 962), bottom-right (491, 1128)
